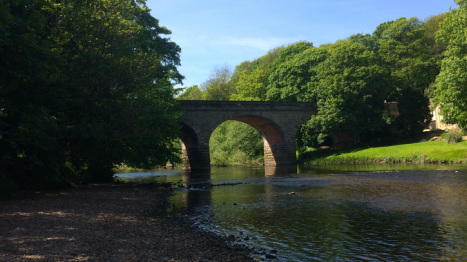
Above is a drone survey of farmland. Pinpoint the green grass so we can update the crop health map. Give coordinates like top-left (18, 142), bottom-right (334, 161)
top-left (299, 140), bottom-right (467, 165)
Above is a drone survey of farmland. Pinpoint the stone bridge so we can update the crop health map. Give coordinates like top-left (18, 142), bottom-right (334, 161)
top-left (179, 101), bottom-right (316, 174)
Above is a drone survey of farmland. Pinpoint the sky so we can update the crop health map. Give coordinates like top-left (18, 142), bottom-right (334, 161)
top-left (147, 0), bottom-right (455, 88)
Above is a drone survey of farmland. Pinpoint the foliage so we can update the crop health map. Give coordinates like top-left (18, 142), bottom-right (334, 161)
top-left (209, 121), bottom-right (264, 166)
top-left (306, 40), bottom-right (393, 146)
top-left (230, 47), bottom-right (282, 101)
top-left (371, 17), bottom-right (437, 136)
top-left (230, 66), bottom-right (268, 101)
top-left (51, 0), bottom-right (183, 181)
top-left (266, 44), bottom-right (327, 102)
top-left (443, 129), bottom-right (463, 144)
top-left (422, 14), bottom-right (447, 61)
top-left (434, 2), bottom-right (467, 131)
top-left (1, 0), bottom-right (67, 190)
top-left (0, 0), bottom-right (182, 193)
top-left (177, 85), bottom-right (203, 100)
top-left (201, 65), bottom-right (235, 100)
top-left (228, 16), bottom-right (444, 149)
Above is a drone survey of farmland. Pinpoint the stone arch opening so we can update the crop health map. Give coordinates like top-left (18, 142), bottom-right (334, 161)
top-left (208, 120), bottom-right (264, 166)
top-left (231, 115), bottom-right (289, 167)
top-left (180, 114), bottom-right (295, 171)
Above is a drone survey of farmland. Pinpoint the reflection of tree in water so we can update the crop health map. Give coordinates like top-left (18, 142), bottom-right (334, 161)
top-left (343, 203), bottom-right (446, 261)
top-left (431, 173), bottom-right (467, 261)
top-left (181, 170), bottom-right (212, 210)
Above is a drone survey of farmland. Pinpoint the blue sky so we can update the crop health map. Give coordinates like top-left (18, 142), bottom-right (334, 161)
top-left (147, 0), bottom-right (455, 88)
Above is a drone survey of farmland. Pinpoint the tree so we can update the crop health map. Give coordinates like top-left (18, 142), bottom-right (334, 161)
top-left (201, 65), bottom-right (235, 100)
top-left (421, 13), bottom-right (447, 98)
top-left (51, 0), bottom-right (183, 181)
top-left (266, 46), bottom-right (327, 102)
top-left (434, 1), bottom-right (467, 131)
top-left (305, 40), bottom-right (393, 146)
top-left (371, 17), bottom-right (436, 136)
top-left (0, 0), bottom-right (68, 190)
top-left (1, 0), bottom-right (183, 191)
top-left (230, 47), bottom-right (282, 101)
top-left (230, 67), bottom-right (268, 101)
top-left (177, 85), bottom-right (203, 100)
top-left (266, 41), bottom-right (316, 101)
top-left (373, 17), bottom-right (439, 94)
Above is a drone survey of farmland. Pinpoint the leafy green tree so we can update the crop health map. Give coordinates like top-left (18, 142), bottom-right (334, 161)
top-left (421, 13), bottom-right (447, 98)
top-left (434, 1), bottom-right (467, 131)
top-left (50, 0), bottom-right (183, 181)
top-left (266, 42), bottom-right (316, 101)
top-left (0, 0), bottom-right (68, 190)
top-left (230, 47), bottom-right (282, 101)
top-left (201, 65), bottom-right (235, 100)
top-left (1, 0), bottom-right (183, 192)
top-left (230, 67), bottom-right (268, 101)
top-left (305, 40), bottom-right (392, 146)
top-left (266, 46), bottom-right (327, 102)
top-left (177, 85), bottom-right (203, 100)
top-left (371, 17), bottom-right (436, 136)
top-left (373, 17), bottom-right (438, 94)
top-left (422, 14), bottom-right (447, 61)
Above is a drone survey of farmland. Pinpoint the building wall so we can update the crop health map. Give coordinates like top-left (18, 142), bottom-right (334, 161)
top-left (428, 104), bottom-right (458, 130)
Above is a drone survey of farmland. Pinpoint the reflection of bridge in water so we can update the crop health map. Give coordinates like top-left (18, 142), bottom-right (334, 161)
top-left (179, 100), bottom-right (316, 175)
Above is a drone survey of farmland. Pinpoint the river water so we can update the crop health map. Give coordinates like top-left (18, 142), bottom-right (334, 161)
top-left (115, 165), bottom-right (467, 261)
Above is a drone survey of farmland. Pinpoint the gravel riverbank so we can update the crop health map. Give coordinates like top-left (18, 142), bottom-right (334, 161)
top-left (0, 183), bottom-right (253, 261)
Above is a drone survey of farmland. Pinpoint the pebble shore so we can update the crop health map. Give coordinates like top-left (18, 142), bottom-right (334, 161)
top-left (0, 183), bottom-right (253, 261)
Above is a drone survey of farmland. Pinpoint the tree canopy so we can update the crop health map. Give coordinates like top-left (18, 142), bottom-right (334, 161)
top-left (306, 40), bottom-right (393, 145)
top-left (200, 65), bottom-right (235, 100)
top-left (1, 0), bottom-right (182, 193)
top-left (434, 1), bottom-right (467, 131)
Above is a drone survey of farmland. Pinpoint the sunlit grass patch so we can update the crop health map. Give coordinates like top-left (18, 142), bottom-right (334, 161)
top-left (299, 141), bottom-right (467, 165)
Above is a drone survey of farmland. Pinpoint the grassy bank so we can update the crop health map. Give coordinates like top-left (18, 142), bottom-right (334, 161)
top-left (299, 140), bottom-right (467, 165)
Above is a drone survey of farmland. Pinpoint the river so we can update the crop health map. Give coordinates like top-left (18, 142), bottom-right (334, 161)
top-left (115, 165), bottom-right (467, 261)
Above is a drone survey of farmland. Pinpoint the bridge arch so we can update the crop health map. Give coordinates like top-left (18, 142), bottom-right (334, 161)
top-left (179, 101), bottom-right (316, 173)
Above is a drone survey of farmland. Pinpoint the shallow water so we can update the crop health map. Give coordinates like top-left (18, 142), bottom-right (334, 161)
top-left (115, 165), bottom-right (467, 261)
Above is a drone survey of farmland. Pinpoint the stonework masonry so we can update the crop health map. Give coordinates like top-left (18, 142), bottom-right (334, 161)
top-left (179, 100), bottom-right (316, 173)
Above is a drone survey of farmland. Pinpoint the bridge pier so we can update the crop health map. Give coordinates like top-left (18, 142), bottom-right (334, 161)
top-left (180, 122), bottom-right (211, 171)
top-left (263, 142), bottom-right (296, 166)
top-left (181, 142), bottom-right (210, 170)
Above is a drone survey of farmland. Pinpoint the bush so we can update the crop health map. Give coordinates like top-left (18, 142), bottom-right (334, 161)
top-left (443, 129), bottom-right (463, 144)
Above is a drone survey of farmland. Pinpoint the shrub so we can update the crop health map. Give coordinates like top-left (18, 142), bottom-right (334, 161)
top-left (443, 129), bottom-right (463, 144)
